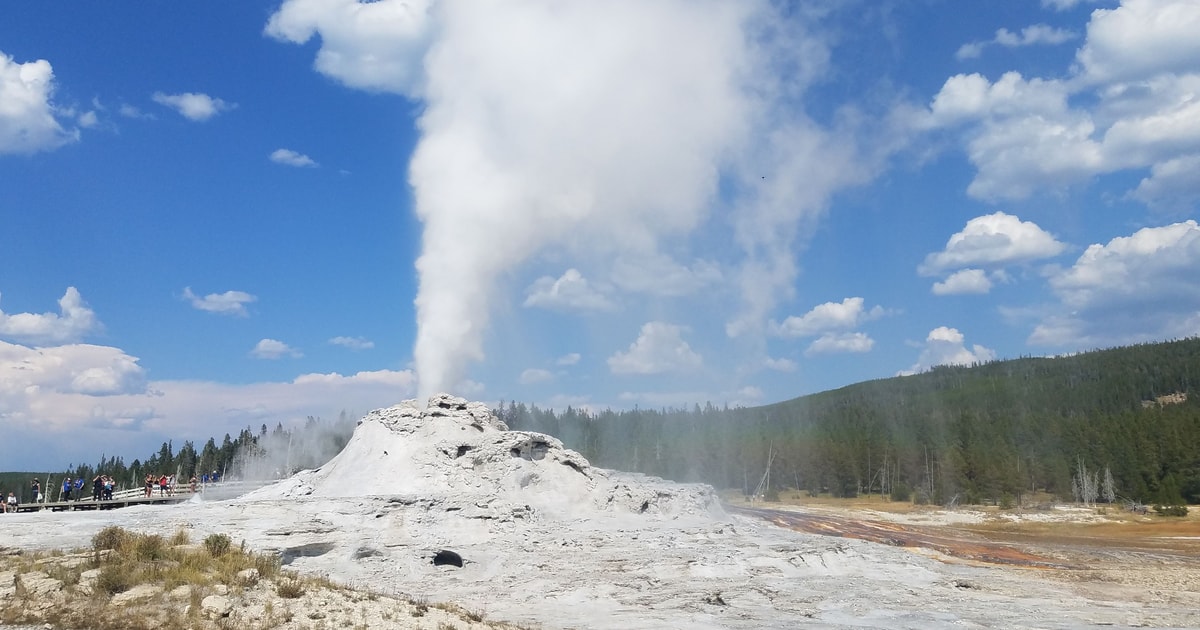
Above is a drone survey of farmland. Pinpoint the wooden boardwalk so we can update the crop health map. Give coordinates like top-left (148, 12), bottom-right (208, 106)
top-left (8, 480), bottom-right (266, 513)
top-left (13, 492), bottom-right (194, 513)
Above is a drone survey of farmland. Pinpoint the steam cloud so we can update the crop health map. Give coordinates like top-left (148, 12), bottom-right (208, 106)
top-left (268, 0), bottom-right (881, 400)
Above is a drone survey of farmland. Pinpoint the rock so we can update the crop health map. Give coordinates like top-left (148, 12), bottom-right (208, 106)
top-left (16, 572), bottom-right (62, 598)
top-left (237, 568), bottom-right (260, 584)
top-left (201, 594), bottom-right (233, 618)
top-left (110, 583), bottom-right (161, 606)
top-left (76, 568), bottom-right (102, 596)
top-left (169, 584), bottom-right (192, 599)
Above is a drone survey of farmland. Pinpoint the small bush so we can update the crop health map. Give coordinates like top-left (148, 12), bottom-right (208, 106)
top-left (889, 483), bottom-right (912, 503)
top-left (276, 578), bottom-right (305, 599)
top-left (204, 533), bottom-right (233, 558)
top-left (1153, 504), bottom-right (1189, 517)
top-left (999, 493), bottom-right (1015, 510)
top-left (93, 526), bottom-right (132, 552)
top-left (96, 563), bottom-right (135, 595)
top-left (168, 529), bottom-right (190, 546)
top-left (134, 534), bottom-right (166, 561)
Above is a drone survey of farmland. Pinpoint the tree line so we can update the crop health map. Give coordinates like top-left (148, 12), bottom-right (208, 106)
top-left (498, 337), bottom-right (1200, 506)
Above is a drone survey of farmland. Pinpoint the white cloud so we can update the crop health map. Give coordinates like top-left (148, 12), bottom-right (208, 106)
top-left (806, 332), bottom-right (874, 356)
top-left (1042, 0), bottom-right (1102, 10)
top-left (265, 0), bottom-right (435, 94)
top-left (0, 52), bottom-right (78, 154)
top-left (328, 336), bottom-right (374, 350)
top-left (0, 287), bottom-right (99, 345)
top-left (607, 322), bottom-right (702, 375)
top-left (1075, 0), bottom-right (1200, 85)
top-left (77, 110), bottom-right (98, 129)
top-left (956, 24), bottom-right (1076, 60)
top-left (610, 254), bottom-right (722, 297)
top-left (920, 212), bottom-right (1067, 275)
top-left (270, 148), bottom-right (319, 167)
top-left (900, 327), bottom-right (997, 375)
top-left (0, 341), bottom-right (147, 398)
top-left (118, 103), bottom-right (153, 119)
top-left (182, 287), bottom-right (257, 317)
top-left (250, 339), bottom-right (302, 360)
top-left (764, 356), bottom-right (797, 372)
top-left (0, 345), bottom-right (416, 468)
top-left (1128, 153), bottom-right (1200, 212)
top-left (518, 368), bottom-right (554, 385)
top-left (927, 1), bottom-right (1200, 202)
top-left (1030, 220), bottom-right (1200, 345)
top-left (555, 353), bottom-right (581, 366)
top-left (771, 297), bottom-right (883, 338)
top-left (523, 269), bottom-right (614, 312)
top-left (151, 91), bottom-right (236, 121)
top-left (932, 268), bottom-right (994, 295)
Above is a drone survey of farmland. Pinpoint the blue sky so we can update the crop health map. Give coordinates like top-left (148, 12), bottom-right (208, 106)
top-left (2, 0), bottom-right (1198, 471)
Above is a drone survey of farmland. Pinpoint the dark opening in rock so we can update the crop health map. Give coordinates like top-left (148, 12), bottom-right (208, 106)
top-left (456, 445), bottom-right (472, 457)
top-left (281, 542), bottom-right (336, 565)
top-left (433, 549), bottom-right (463, 567)
top-left (639, 500), bottom-right (650, 513)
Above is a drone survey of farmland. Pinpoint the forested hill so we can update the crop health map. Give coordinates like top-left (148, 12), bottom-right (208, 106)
top-left (499, 337), bottom-right (1200, 505)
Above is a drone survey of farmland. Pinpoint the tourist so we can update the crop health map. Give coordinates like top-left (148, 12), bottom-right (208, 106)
top-left (92, 474), bottom-right (104, 501)
top-left (30, 479), bottom-right (41, 504)
top-left (158, 474), bottom-right (168, 497)
top-left (144, 473), bottom-right (154, 498)
top-left (62, 477), bottom-right (73, 502)
top-left (189, 475), bottom-right (198, 493)
top-left (6, 492), bottom-right (16, 512)
top-left (102, 476), bottom-right (114, 500)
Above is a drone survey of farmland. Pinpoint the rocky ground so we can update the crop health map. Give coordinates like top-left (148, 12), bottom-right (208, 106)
top-left (2, 395), bottom-right (1196, 629)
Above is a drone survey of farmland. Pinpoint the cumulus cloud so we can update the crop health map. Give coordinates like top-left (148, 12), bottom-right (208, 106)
top-left (264, 0), bottom-right (435, 94)
top-left (270, 148), bottom-right (319, 167)
top-left (771, 297), bottom-right (883, 338)
top-left (956, 24), bottom-right (1076, 60)
top-left (0, 351), bottom-right (416, 468)
top-left (900, 327), bottom-right (997, 375)
top-left (328, 336), bottom-right (374, 350)
top-left (250, 339), bottom-right (302, 359)
top-left (806, 332), bottom-right (874, 356)
top-left (0, 341), bottom-right (147, 398)
top-left (0, 52), bottom-right (78, 154)
top-left (764, 356), bottom-right (797, 372)
top-left (927, 0), bottom-right (1200, 202)
top-left (1128, 154), bottom-right (1200, 212)
top-left (523, 269), bottom-right (614, 312)
top-left (920, 212), bottom-right (1067, 275)
top-left (518, 368), bottom-right (554, 385)
top-left (607, 322), bottom-right (702, 375)
top-left (555, 353), bottom-right (581, 366)
top-left (0, 287), bottom-right (99, 345)
top-left (932, 269), bottom-right (994, 295)
top-left (1030, 220), bottom-right (1200, 345)
top-left (182, 287), bottom-right (257, 317)
top-left (151, 91), bottom-right (236, 121)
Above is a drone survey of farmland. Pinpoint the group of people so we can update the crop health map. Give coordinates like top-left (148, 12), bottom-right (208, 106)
top-left (91, 474), bottom-right (117, 501)
top-left (1, 479), bottom-right (40, 512)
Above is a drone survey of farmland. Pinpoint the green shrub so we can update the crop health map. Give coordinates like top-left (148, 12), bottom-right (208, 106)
top-left (1153, 504), bottom-right (1189, 517)
top-left (276, 578), bottom-right (305, 599)
top-left (203, 533), bottom-right (232, 558)
top-left (889, 483), bottom-right (912, 502)
top-left (93, 526), bottom-right (132, 552)
top-left (95, 563), bottom-right (135, 595)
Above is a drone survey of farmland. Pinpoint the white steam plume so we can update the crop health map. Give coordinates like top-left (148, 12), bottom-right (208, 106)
top-left (268, 0), bottom-right (881, 400)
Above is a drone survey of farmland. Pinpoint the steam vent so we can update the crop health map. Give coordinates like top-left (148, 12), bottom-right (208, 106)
top-left (255, 394), bottom-right (723, 520)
